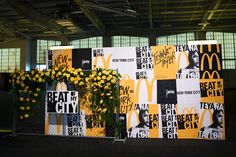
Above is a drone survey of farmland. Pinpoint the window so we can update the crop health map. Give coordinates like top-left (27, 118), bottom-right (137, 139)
top-left (37, 40), bottom-right (61, 70)
top-left (112, 36), bottom-right (148, 47)
top-left (70, 37), bottom-right (103, 48)
top-left (156, 32), bottom-right (195, 45)
top-left (206, 32), bottom-right (236, 69)
top-left (0, 48), bottom-right (20, 73)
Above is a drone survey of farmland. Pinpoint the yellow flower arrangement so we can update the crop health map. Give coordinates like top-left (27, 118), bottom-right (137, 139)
top-left (9, 66), bottom-right (121, 123)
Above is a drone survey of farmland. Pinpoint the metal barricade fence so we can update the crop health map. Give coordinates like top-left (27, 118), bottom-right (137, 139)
top-left (13, 70), bottom-right (121, 139)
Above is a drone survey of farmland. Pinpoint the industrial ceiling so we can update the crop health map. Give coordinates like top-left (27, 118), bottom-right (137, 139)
top-left (0, 0), bottom-right (236, 41)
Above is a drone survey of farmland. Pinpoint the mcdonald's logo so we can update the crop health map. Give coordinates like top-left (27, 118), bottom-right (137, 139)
top-left (182, 107), bottom-right (197, 114)
top-left (127, 110), bottom-right (139, 130)
top-left (176, 51), bottom-right (189, 71)
top-left (199, 44), bottom-right (220, 54)
top-left (202, 70), bottom-right (220, 79)
top-left (134, 78), bottom-right (156, 103)
top-left (93, 54), bottom-right (112, 69)
top-left (200, 53), bottom-right (221, 70)
top-left (199, 109), bottom-right (213, 130)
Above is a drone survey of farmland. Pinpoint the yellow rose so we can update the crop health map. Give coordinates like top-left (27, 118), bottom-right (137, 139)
top-left (100, 99), bottom-right (103, 104)
top-left (102, 108), bottom-right (107, 112)
top-left (98, 108), bottom-right (102, 112)
top-left (73, 71), bottom-right (78, 75)
top-left (102, 75), bottom-right (106, 80)
top-left (35, 74), bottom-right (39, 78)
top-left (45, 72), bottom-right (50, 76)
top-left (36, 88), bottom-right (40, 92)
top-left (33, 77), bottom-right (36, 81)
top-left (109, 96), bottom-right (113, 100)
top-left (79, 81), bottom-right (84, 86)
top-left (31, 70), bottom-right (35, 75)
top-left (20, 106), bottom-right (25, 110)
top-left (20, 116), bottom-right (23, 120)
top-left (26, 98), bottom-right (30, 102)
top-left (70, 77), bottom-right (75, 82)
top-left (32, 99), bottom-right (36, 103)
top-left (66, 74), bottom-right (70, 78)
top-left (21, 82), bottom-right (25, 88)
top-left (51, 75), bottom-right (55, 79)
top-left (100, 80), bottom-right (105, 84)
top-left (78, 68), bottom-right (82, 72)
top-left (111, 79), bottom-right (116, 84)
top-left (21, 76), bottom-right (26, 80)
top-left (100, 93), bottom-right (104, 96)
top-left (54, 67), bottom-right (58, 71)
top-left (24, 114), bottom-right (29, 118)
top-left (52, 70), bottom-right (56, 75)
top-left (112, 71), bottom-right (117, 75)
top-left (104, 86), bottom-right (109, 90)
top-left (25, 86), bottom-right (29, 90)
top-left (34, 93), bottom-right (38, 97)
top-left (85, 78), bottom-right (90, 82)
top-left (58, 71), bottom-right (62, 76)
top-left (80, 72), bottom-right (84, 76)
top-left (107, 82), bottom-right (111, 86)
top-left (74, 80), bottom-right (78, 84)
top-left (107, 75), bottom-right (112, 81)
top-left (97, 76), bottom-right (101, 80)
top-left (93, 88), bottom-right (98, 92)
top-left (39, 77), bottom-right (43, 82)
top-left (26, 106), bottom-right (30, 110)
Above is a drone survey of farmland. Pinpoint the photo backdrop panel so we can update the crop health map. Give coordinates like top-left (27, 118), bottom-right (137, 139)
top-left (176, 104), bottom-right (200, 139)
top-left (126, 104), bottom-right (149, 138)
top-left (152, 45), bottom-right (177, 80)
top-left (198, 102), bottom-right (225, 140)
top-left (157, 79), bottom-right (177, 104)
top-left (134, 78), bottom-right (157, 104)
top-left (149, 104), bottom-right (159, 138)
top-left (176, 79), bottom-right (200, 105)
top-left (175, 45), bottom-right (200, 79)
top-left (135, 46), bottom-right (154, 79)
top-left (85, 114), bottom-right (105, 137)
top-left (52, 49), bottom-right (72, 68)
top-left (160, 104), bottom-right (178, 139)
top-left (199, 44), bottom-right (224, 103)
top-left (92, 47), bottom-right (137, 79)
top-left (72, 48), bottom-right (92, 70)
top-left (119, 75), bottom-right (135, 114)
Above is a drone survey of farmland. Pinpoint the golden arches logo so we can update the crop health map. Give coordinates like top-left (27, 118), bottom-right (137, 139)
top-left (127, 110), bottom-right (139, 130)
top-left (199, 109), bottom-right (213, 129)
top-left (134, 78), bottom-right (156, 104)
top-left (199, 44), bottom-right (220, 54)
top-left (182, 107), bottom-right (197, 114)
top-left (202, 70), bottom-right (220, 79)
top-left (200, 53), bottom-right (221, 70)
top-left (176, 51), bottom-right (189, 71)
top-left (45, 114), bottom-right (63, 135)
top-left (93, 54), bottom-right (112, 69)
top-left (121, 74), bottom-right (131, 81)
